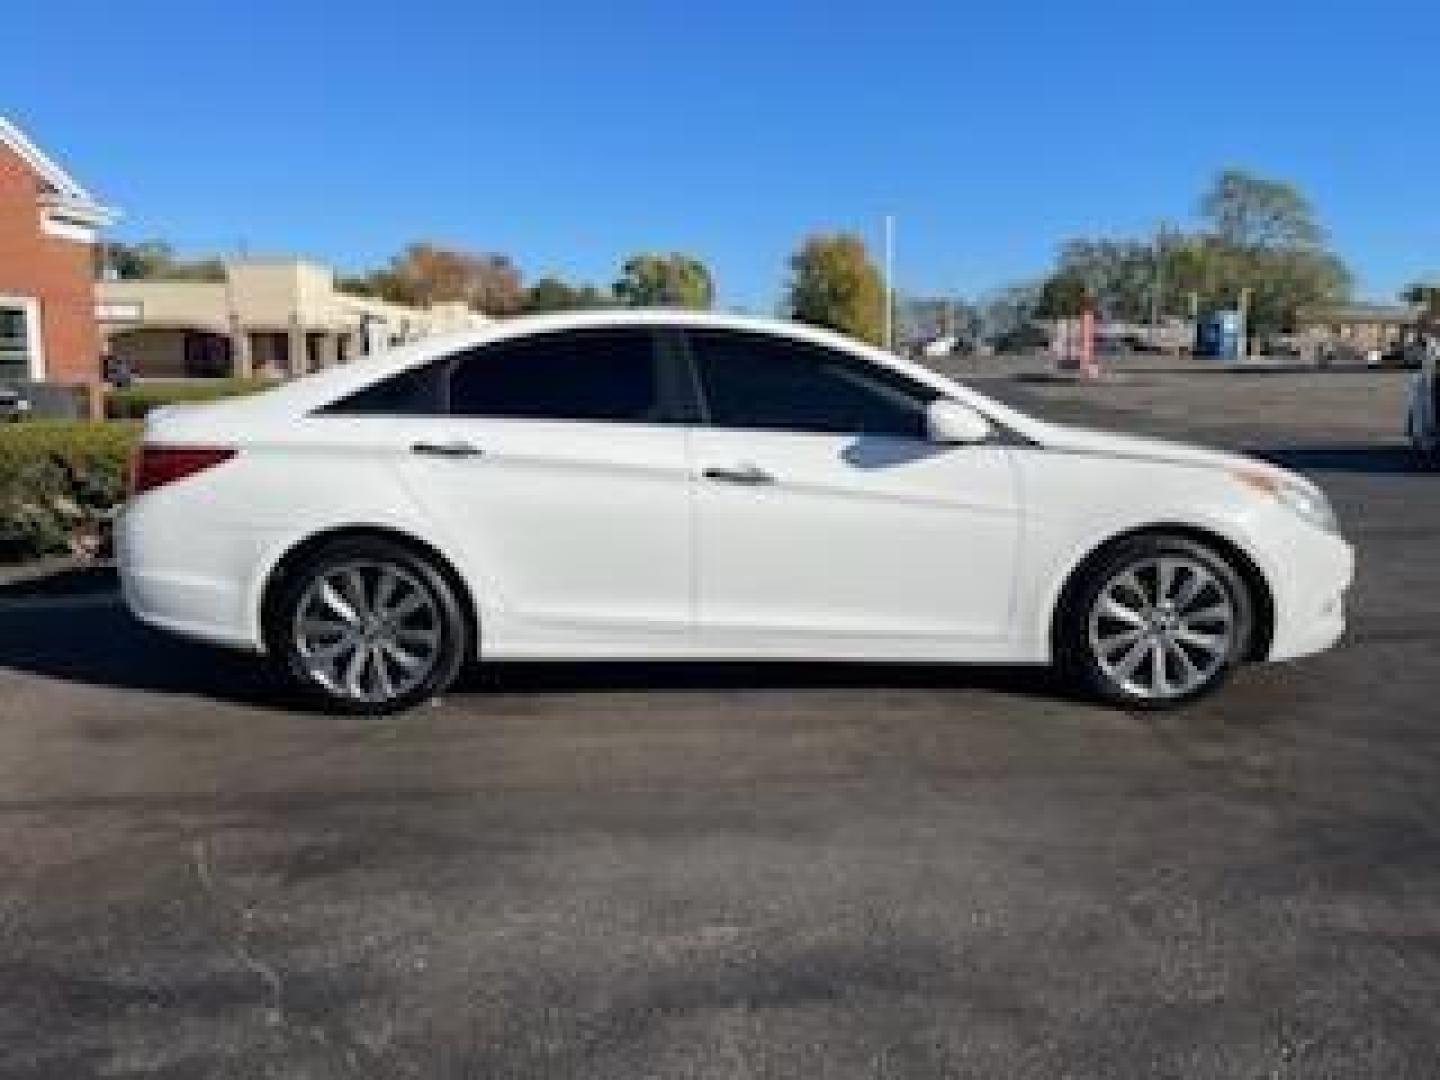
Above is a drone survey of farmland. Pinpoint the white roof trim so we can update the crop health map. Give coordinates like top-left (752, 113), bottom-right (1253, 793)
top-left (0, 115), bottom-right (118, 225)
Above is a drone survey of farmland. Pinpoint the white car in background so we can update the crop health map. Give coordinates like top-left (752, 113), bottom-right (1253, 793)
top-left (118, 310), bottom-right (1353, 714)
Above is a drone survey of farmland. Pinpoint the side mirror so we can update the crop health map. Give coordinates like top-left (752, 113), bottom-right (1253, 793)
top-left (926, 399), bottom-right (992, 445)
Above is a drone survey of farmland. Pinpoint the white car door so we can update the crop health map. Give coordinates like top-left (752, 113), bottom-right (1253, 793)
top-left (384, 327), bottom-right (696, 654)
top-left (684, 328), bottom-right (1022, 654)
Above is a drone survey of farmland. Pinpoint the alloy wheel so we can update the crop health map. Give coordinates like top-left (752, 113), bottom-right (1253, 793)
top-left (292, 560), bottom-right (443, 704)
top-left (1086, 555), bottom-right (1236, 700)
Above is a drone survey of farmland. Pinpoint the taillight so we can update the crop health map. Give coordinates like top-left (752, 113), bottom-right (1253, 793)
top-left (129, 444), bottom-right (236, 496)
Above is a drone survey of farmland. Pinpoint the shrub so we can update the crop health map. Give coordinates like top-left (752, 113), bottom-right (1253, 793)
top-left (0, 421), bottom-right (141, 562)
top-left (106, 378), bottom-right (271, 420)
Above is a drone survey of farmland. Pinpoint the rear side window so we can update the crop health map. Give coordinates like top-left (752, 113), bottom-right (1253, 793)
top-left (687, 329), bottom-right (936, 437)
top-left (447, 328), bottom-right (676, 424)
top-left (321, 362), bottom-right (446, 415)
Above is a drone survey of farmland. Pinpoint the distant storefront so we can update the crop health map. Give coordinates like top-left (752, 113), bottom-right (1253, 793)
top-left (97, 260), bottom-right (487, 380)
top-left (1294, 302), bottom-right (1420, 359)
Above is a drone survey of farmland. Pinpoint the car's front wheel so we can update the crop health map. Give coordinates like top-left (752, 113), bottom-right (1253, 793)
top-left (266, 536), bottom-right (469, 714)
top-left (1057, 534), bottom-right (1254, 709)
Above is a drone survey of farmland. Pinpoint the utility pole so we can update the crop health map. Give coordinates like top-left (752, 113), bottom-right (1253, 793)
top-left (1237, 286), bottom-right (1252, 362)
top-left (883, 214), bottom-right (895, 352)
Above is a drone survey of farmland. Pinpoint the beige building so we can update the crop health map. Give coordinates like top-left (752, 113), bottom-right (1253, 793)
top-left (97, 259), bottom-right (487, 379)
top-left (1293, 302), bottom-right (1420, 360)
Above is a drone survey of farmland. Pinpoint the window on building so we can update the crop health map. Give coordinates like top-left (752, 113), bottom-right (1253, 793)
top-left (0, 302), bottom-right (37, 382)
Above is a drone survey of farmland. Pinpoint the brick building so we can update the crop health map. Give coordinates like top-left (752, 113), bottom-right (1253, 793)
top-left (0, 116), bottom-right (115, 387)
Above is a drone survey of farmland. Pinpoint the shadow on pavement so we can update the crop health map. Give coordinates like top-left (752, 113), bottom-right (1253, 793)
top-left (1251, 442), bottom-right (1431, 475)
top-left (467, 659), bottom-right (1064, 700)
top-left (0, 586), bottom-right (284, 707)
top-left (0, 568), bottom-right (1067, 707)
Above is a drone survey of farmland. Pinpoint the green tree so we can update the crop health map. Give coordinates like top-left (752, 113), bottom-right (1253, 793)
top-left (1034, 171), bottom-right (1352, 337)
top-left (1242, 247), bottom-right (1350, 335)
top-left (1402, 283), bottom-right (1440, 322)
top-left (1200, 168), bottom-right (1323, 250)
top-left (336, 274), bottom-right (378, 298)
top-left (612, 253), bottom-right (714, 308)
top-left (522, 276), bottom-right (613, 313)
top-left (978, 282), bottom-right (1044, 346)
top-left (1034, 270), bottom-right (1092, 320)
top-left (101, 240), bottom-right (225, 282)
top-left (1048, 239), bottom-right (1156, 321)
top-left (785, 233), bottom-right (885, 345)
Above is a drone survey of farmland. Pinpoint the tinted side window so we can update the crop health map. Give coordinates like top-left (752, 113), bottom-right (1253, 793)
top-left (447, 328), bottom-right (671, 423)
top-left (322, 362), bottom-right (446, 415)
top-left (689, 330), bottom-right (935, 437)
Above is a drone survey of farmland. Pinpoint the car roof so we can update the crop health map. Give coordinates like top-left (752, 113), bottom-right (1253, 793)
top-left (170, 307), bottom-right (1037, 435)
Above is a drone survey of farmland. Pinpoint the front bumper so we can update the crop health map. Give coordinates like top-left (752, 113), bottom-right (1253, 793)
top-left (1264, 525), bottom-right (1354, 662)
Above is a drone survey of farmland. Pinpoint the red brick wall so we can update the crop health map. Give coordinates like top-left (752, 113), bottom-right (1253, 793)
top-left (0, 144), bottom-right (100, 385)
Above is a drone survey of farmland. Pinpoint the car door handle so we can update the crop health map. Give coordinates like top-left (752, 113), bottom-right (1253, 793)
top-left (411, 440), bottom-right (482, 459)
top-left (702, 464), bottom-right (775, 485)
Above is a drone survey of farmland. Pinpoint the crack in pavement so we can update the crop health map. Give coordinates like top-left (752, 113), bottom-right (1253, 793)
top-left (191, 837), bottom-right (286, 1029)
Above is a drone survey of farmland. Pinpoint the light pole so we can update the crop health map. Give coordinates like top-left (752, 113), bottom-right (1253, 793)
top-left (883, 214), bottom-right (895, 352)
top-left (1151, 222), bottom-right (1166, 329)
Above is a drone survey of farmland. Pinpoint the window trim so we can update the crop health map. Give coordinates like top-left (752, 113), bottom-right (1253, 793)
top-left (442, 326), bottom-right (696, 426)
top-left (658, 326), bottom-right (709, 425)
top-left (678, 326), bottom-right (940, 439)
top-left (316, 357), bottom-right (450, 416)
top-left (318, 327), bottom-right (703, 424)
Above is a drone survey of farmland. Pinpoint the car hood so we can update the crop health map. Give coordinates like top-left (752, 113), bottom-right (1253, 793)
top-left (1033, 422), bottom-right (1294, 481)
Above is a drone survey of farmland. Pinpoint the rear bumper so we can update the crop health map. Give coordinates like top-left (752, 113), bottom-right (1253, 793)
top-left (116, 497), bottom-right (274, 652)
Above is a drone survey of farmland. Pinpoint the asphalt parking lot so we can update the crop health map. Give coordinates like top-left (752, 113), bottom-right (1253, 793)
top-left (2, 365), bottom-right (1438, 1078)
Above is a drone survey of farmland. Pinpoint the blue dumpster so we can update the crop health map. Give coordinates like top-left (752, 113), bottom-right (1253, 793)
top-left (1195, 310), bottom-right (1240, 359)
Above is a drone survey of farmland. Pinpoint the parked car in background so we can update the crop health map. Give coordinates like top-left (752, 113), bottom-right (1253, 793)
top-left (119, 310), bottom-right (1353, 714)
top-left (1408, 343), bottom-right (1438, 463)
top-left (990, 323), bottom-right (1050, 354)
top-left (0, 383), bottom-right (31, 421)
top-left (1378, 342), bottom-right (1421, 370)
top-left (914, 335), bottom-right (972, 360)
top-left (1260, 335), bottom-right (1302, 360)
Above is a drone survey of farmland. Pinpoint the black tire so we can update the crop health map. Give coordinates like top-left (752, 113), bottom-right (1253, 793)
top-left (1054, 533), bottom-right (1254, 710)
top-left (265, 535), bottom-right (469, 715)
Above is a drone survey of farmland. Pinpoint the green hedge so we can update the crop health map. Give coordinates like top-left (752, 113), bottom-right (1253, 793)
top-left (106, 378), bottom-right (271, 420)
top-left (0, 421), bottom-right (141, 563)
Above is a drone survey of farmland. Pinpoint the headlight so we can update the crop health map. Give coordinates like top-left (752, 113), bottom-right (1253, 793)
top-left (1232, 468), bottom-right (1341, 534)
top-left (1276, 480), bottom-right (1340, 534)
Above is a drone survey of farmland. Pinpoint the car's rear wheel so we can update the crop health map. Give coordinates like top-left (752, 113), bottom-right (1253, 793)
top-left (1057, 534), bottom-right (1254, 709)
top-left (267, 537), bottom-right (468, 714)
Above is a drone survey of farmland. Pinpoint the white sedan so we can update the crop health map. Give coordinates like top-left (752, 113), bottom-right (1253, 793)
top-left (118, 310), bottom-right (1353, 714)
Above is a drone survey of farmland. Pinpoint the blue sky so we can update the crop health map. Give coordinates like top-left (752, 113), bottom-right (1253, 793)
top-left (8, 0), bottom-right (1436, 309)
